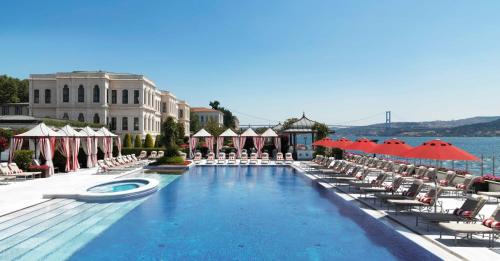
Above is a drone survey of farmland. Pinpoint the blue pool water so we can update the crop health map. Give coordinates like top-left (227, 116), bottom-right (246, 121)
top-left (71, 167), bottom-right (438, 260)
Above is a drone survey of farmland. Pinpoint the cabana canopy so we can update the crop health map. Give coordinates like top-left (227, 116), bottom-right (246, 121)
top-left (58, 125), bottom-right (85, 137)
top-left (240, 128), bottom-right (259, 137)
top-left (57, 125), bottom-right (83, 172)
top-left (97, 127), bottom-right (117, 137)
top-left (193, 128), bottom-right (212, 137)
top-left (15, 123), bottom-right (62, 138)
top-left (219, 128), bottom-right (238, 137)
top-left (260, 128), bottom-right (278, 137)
top-left (190, 129), bottom-right (214, 157)
top-left (79, 126), bottom-right (102, 137)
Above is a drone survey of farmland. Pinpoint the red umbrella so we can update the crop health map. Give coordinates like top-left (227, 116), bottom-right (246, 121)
top-left (345, 138), bottom-right (377, 153)
top-left (326, 137), bottom-right (353, 149)
top-left (368, 138), bottom-right (413, 157)
top-left (401, 139), bottom-right (479, 161)
top-left (312, 137), bottom-right (334, 147)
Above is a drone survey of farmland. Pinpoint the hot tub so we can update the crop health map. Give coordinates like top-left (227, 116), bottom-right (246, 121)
top-left (43, 178), bottom-right (160, 202)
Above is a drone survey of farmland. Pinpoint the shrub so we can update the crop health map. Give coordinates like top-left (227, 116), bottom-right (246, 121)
top-left (13, 150), bottom-right (33, 171)
top-left (165, 146), bottom-right (179, 157)
top-left (155, 156), bottom-right (184, 165)
top-left (331, 148), bottom-right (344, 159)
top-left (144, 134), bottom-right (154, 148)
top-left (155, 134), bottom-right (163, 148)
top-left (0, 137), bottom-right (8, 152)
top-left (123, 134), bottom-right (132, 148)
top-left (134, 135), bottom-right (142, 148)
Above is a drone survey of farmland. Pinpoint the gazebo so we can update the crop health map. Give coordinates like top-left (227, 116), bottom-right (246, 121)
top-left (240, 128), bottom-right (263, 157)
top-left (280, 113), bottom-right (323, 160)
top-left (97, 127), bottom-right (119, 159)
top-left (261, 128), bottom-right (281, 156)
top-left (190, 129), bottom-right (214, 158)
top-left (79, 126), bottom-right (102, 168)
top-left (217, 128), bottom-right (238, 157)
top-left (57, 125), bottom-right (85, 172)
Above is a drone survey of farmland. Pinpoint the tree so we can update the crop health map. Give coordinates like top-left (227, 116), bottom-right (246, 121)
top-left (282, 118), bottom-right (299, 130)
top-left (190, 112), bottom-right (201, 133)
top-left (176, 122), bottom-right (185, 145)
top-left (209, 100), bottom-right (238, 128)
top-left (123, 134), bottom-right (132, 148)
top-left (134, 135), bottom-right (142, 148)
top-left (209, 101), bottom-right (220, 110)
top-left (312, 122), bottom-right (330, 140)
top-left (0, 75), bottom-right (19, 104)
top-left (205, 117), bottom-right (224, 136)
top-left (162, 117), bottom-right (178, 148)
top-left (144, 134), bottom-right (154, 148)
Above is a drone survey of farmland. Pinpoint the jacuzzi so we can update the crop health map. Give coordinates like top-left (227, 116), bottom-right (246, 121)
top-left (43, 178), bottom-right (159, 202)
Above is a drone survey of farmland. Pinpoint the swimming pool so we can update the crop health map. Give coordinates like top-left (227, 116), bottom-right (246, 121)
top-left (70, 166), bottom-right (438, 260)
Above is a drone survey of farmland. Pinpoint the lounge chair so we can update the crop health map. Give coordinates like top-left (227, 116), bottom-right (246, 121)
top-left (249, 153), bottom-right (258, 164)
top-left (477, 191), bottom-right (500, 202)
top-left (441, 174), bottom-right (477, 197)
top-left (438, 204), bottom-right (500, 246)
top-left (240, 152), bottom-right (249, 164)
top-left (415, 196), bottom-right (487, 227)
top-left (331, 167), bottom-right (370, 184)
top-left (375, 180), bottom-right (425, 203)
top-left (387, 187), bottom-right (443, 214)
top-left (438, 170), bottom-right (457, 187)
top-left (348, 171), bottom-right (388, 191)
top-left (360, 175), bottom-right (405, 196)
top-left (206, 152), bottom-right (215, 164)
top-left (193, 152), bottom-right (202, 164)
top-left (217, 152), bottom-right (226, 164)
top-left (276, 152), bottom-right (284, 164)
top-left (8, 163), bottom-right (42, 179)
top-left (261, 153), bottom-right (269, 164)
top-left (157, 151), bottom-right (164, 158)
top-left (148, 151), bottom-right (158, 160)
top-left (0, 163), bottom-right (17, 182)
top-left (138, 151), bottom-right (147, 160)
top-left (227, 152), bottom-right (236, 164)
top-left (284, 153), bottom-right (293, 164)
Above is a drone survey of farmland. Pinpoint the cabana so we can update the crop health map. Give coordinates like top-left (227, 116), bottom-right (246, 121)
top-left (261, 128), bottom-right (281, 157)
top-left (97, 127), bottom-right (119, 158)
top-left (217, 128), bottom-right (238, 157)
top-left (79, 126), bottom-right (102, 168)
top-left (57, 125), bottom-right (85, 172)
top-left (10, 123), bottom-right (62, 176)
top-left (240, 128), bottom-right (264, 157)
top-left (190, 129), bottom-right (214, 158)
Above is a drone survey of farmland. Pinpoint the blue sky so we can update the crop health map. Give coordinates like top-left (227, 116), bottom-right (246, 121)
top-left (1, 0), bottom-right (499, 125)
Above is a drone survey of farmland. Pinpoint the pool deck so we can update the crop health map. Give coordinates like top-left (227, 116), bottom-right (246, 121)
top-left (293, 163), bottom-right (500, 261)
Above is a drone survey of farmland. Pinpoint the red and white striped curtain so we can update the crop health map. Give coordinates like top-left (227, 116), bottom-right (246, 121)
top-left (216, 137), bottom-right (224, 156)
top-left (189, 137), bottom-right (198, 158)
top-left (232, 136), bottom-right (240, 157)
top-left (92, 137), bottom-right (98, 166)
top-left (72, 137), bottom-right (80, 171)
top-left (57, 137), bottom-right (71, 172)
top-left (116, 137), bottom-right (122, 156)
top-left (8, 137), bottom-right (23, 163)
top-left (274, 137), bottom-right (281, 154)
top-left (206, 137), bottom-right (214, 153)
top-left (238, 136), bottom-right (246, 158)
top-left (107, 137), bottom-right (113, 158)
top-left (40, 137), bottom-right (56, 176)
top-left (83, 137), bottom-right (93, 168)
top-left (253, 137), bottom-right (265, 157)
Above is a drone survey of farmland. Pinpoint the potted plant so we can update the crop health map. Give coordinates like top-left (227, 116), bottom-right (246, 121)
top-left (28, 165), bottom-right (50, 178)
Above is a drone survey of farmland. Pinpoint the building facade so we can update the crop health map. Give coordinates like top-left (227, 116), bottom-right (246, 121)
top-left (191, 107), bottom-right (224, 127)
top-left (29, 71), bottom-right (189, 137)
top-left (1, 103), bottom-right (30, 116)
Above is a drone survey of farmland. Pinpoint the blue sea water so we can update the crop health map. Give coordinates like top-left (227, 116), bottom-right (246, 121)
top-left (70, 167), bottom-right (438, 260)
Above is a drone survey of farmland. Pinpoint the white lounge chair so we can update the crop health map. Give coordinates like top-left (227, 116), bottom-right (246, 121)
top-left (285, 153), bottom-right (293, 164)
top-left (138, 151), bottom-right (147, 160)
top-left (8, 163), bottom-right (42, 179)
top-left (157, 151), bottom-right (164, 158)
top-left (148, 151), bottom-right (158, 160)
top-left (206, 152), bottom-right (215, 164)
top-left (217, 152), bottom-right (226, 164)
top-left (261, 153), bottom-right (269, 164)
top-left (240, 152), bottom-right (249, 164)
top-left (249, 153), bottom-right (258, 164)
top-left (228, 152), bottom-right (236, 164)
top-left (276, 152), bottom-right (284, 164)
top-left (193, 152), bottom-right (202, 164)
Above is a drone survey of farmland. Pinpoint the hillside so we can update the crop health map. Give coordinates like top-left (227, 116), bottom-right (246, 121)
top-left (335, 116), bottom-right (500, 137)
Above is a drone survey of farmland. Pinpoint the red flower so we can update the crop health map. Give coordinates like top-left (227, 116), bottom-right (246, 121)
top-left (28, 165), bottom-right (49, 171)
top-left (0, 137), bottom-right (8, 152)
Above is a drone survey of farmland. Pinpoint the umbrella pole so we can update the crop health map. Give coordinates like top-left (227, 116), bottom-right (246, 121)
top-left (480, 154), bottom-right (484, 176)
top-left (493, 154), bottom-right (496, 177)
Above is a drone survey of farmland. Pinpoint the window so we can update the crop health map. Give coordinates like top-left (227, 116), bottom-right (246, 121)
top-left (162, 102), bottom-right (166, 113)
top-left (134, 90), bottom-right (139, 104)
top-left (122, 117), bottom-right (128, 130)
top-left (93, 113), bottom-right (100, 124)
top-left (179, 109), bottom-right (184, 119)
top-left (134, 117), bottom-right (139, 131)
top-left (45, 89), bottom-right (51, 103)
top-left (15, 106), bottom-right (22, 115)
top-left (34, 89), bottom-right (39, 103)
top-left (78, 85), bottom-right (85, 102)
top-left (111, 90), bottom-right (117, 104)
top-left (122, 90), bottom-right (128, 104)
top-left (200, 116), bottom-right (204, 122)
top-left (93, 85), bottom-right (100, 103)
top-left (1, 107), bottom-right (8, 115)
top-left (107, 90), bottom-right (109, 104)
top-left (62, 113), bottom-right (69, 120)
top-left (63, 85), bottom-right (69, 102)
top-left (78, 113), bottom-right (85, 122)
top-left (111, 117), bottom-right (117, 131)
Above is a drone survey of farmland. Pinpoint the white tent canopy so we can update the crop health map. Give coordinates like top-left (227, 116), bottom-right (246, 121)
top-left (193, 128), bottom-right (212, 137)
top-left (79, 126), bottom-right (102, 137)
top-left (261, 128), bottom-right (278, 137)
top-left (240, 128), bottom-right (259, 137)
top-left (58, 125), bottom-right (85, 137)
top-left (97, 127), bottom-right (117, 137)
top-left (15, 123), bottom-right (62, 138)
top-left (219, 128), bottom-right (238, 137)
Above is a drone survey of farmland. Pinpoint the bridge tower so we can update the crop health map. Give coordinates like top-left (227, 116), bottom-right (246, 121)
top-left (385, 111), bottom-right (391, 130)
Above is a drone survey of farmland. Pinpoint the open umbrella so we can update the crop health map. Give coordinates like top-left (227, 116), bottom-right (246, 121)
top-left (401, 139), bottom-right (479, 161)
top-left (368, 138), bottom-right (413, 157)
top-left (345, 138), bottom-right (377, 153)
top-left (327, 137), bottom-right (354, 150)
top-left (312, 137), bottom-right (333, 147)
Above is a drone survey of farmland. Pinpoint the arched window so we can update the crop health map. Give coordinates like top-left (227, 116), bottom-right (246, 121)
top-left (62, 113), bottom-right (69, 120)
top-left (93, 85), bottom-right (100, 103)
top-left (78, 113), bottom-right (85, 122)
top-left (93, 113), bottom-right (100, 124)
top-left (63, 85), bottom-right (69, 103)
top-left (78, 85), bottom-right (85, 102)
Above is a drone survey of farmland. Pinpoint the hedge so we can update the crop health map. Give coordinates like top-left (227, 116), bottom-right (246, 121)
top-left (13, 150), bottom-right (33, 171)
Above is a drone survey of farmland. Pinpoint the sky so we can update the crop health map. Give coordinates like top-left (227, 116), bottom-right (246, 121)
top-left (1, 0), bottom-right (499, 126)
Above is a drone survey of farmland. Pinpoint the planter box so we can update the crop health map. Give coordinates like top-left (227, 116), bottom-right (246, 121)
top-left (487, 180), bottom-right (500, 192)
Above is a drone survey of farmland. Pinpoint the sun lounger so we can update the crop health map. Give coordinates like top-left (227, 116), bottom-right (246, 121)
top-left (438, 204), bottom-right (500, 246)
top-left (349, 171), bottom-right (388, 191)
top-left (193, 152), bottom-right (202, 164)
top-left (437, 171), bottom-right (457, 187)
top-left (360, 176), bottom-right (405, 195)
top-left (240, 152), bottom-right (249, 164)
top-left (261, 153), bottom-right (269, 164)
top-left (217, 153), bottom-right (226, 164)
top-left (331, 167), bottom-right (370, 184)
top-left (227, 152), bottom-right (236, 164)
top-left (206, 152), bottom-right (215, 164)
top-left (0, 163), bottom-right (17, 182)
top-left (148, 151), bottom-right (158, 160)
top-left (415, 196), bottom-right (487, 227)
top-left (249, 153), bottom-right (258, 164)
top-left (276, 152), bottom-right (284, 164)
top-left (387, 187), bottom-right (443, 214)
top-left (138, 151), bottom-right (147, 160)
top-left (477, 191), bottom-right (500, 202)
top-left (441, 174), bottom-right (477, 197)
top-left (375, 180), bottom-right (424, 202)
top-left (284, 153), bottom-right (293, 164)
top-left (8, 163), bottom-right (42, 179)
top-left (157, 151), bottom-right (164, 158)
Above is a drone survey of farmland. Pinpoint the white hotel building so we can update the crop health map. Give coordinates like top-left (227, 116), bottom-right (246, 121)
top-left (29, 71), bottom-right (189, 137)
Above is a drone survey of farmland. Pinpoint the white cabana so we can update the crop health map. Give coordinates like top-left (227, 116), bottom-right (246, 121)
top-left (57, 125), bottom-right (85, 172)
top-left (190, 129), bottom-right (214, 158)
top-left (79, 126), bottom-right (102, 168)
top-left (240, 128), bottom-right (264, 157)
top-left (261, 128), bottom-right (281, 154)
top-left (97, 127), bottom-right (118, 159)
top-left (217, 128), bottom-right (239, 157)
top-left (11, 123), bottom-right (62, 176)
